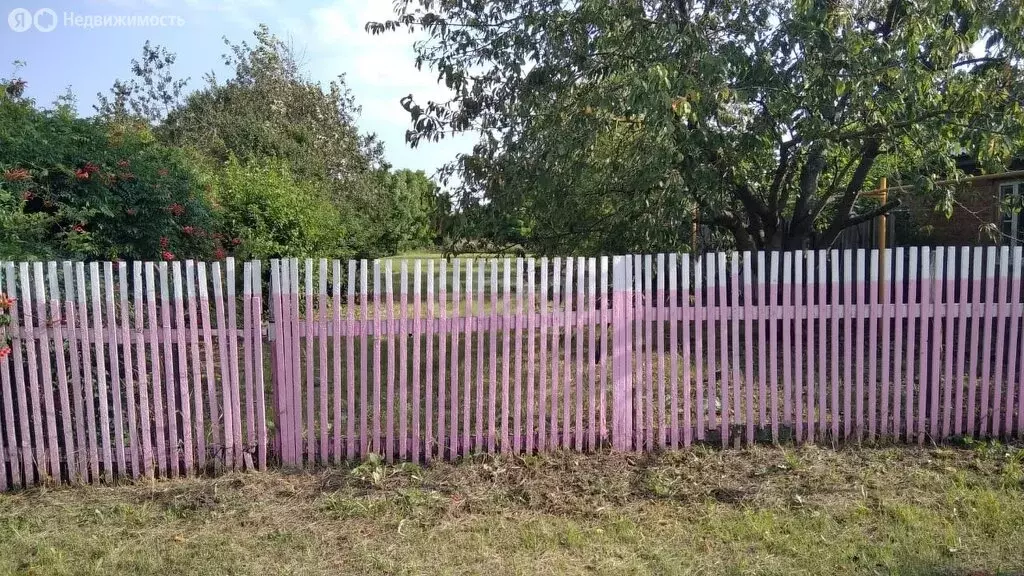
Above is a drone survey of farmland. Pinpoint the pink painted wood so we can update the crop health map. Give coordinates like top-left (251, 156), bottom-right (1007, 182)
top-left (302, 260), bottom-right (315, 464)
top-left (991, 248), bottom-right (1009, 438)
top-left (669, 254), bottom-right (680, 449)
top-left (211, 262), bottom-right (235, 470)
top-left (19, 263), bottom-right (49, 480)
top-left (171, 262), bottom-right (195, 474)
top-left (624, 258), bottom-right (634, 448)
top-left (966, 248), bottom-right (983, 436)
top-left (32, 264), bottom-right (61, 478)
top-left (601, 257), bottom-right (610, 445)
top-left (515, 259), bottom-right (525, 454)
top-left (226, 260), bottom-right (247, 465)
top-left (61, 262), bottom-right (86, 482)
top-left (680, 255), bottom-right (692, 447)
top-left (463, 260), bottom-right (474, 455)
top-left (252, 261), bottom-right (268, 469)
top-left (424, 261), bottom-right (434, 461)
top-left (385, 260), bottom-right (396, 463)
top-left (782, 253), bottom-right (793, 438)
top-left (142, 263), bottom-right (166, 478)
top-left (317, 260), bottom-right (330, 463)
top-left (1008, 248), bottom-right (1024, 437)
top-left (979, 247), bottom-right (997, 436)
top-left (855, 250), bottom-right (867, 442)
top-left (185, 262), bottom-right (207, 471)
top-left (917, 247), bottom-right (932, 445)
top-left (758, 252), bottom-right (768, 432)
top-left (867, 251), bottom-right (880, 441)
top-left (131, 264), bottom-right (153, 479)
top-left (411, 260), bottom-right (421, 463)
top-left (587, 257), bottom-right (597, 451)
top-left (730, 254), bottom-right (743, 446)
top-left (550, 258), bottom-right (561, 449)
top-left (527, 259), bottom-right (537, 453)
top-left (805, 252), bottom-right (816, 443)
top-left (506, 259), bottom-right (516, 452)
top-left (6, 263), bottom-right (35, 484)
top-left (704, 256), bottom-right (717, 441)
top-left (841, 250), bottom-right (853, 441)
top-left (793, 253), bottom-right (804, 443)
top-left (268, 261), bottom-right (284, 462)
top-left (446, 261), bottom-right (458, 459)
top-left (435, 260), bottom-right (446, 459)
top-left (537, 259), bottom-right (548, 453)
top-left (643, 255), bottom-right (655, 450)
top-left (880, 249), bottom-right (892, 439)
top-left (657, 254), bottom-right (667, 448)
top-left (904, 249), bottom-right (919, 442)
top-left (360, 261), bottom-right (370, 458)
top-left (197, 263), bottom-right (223, 466)
top-left (90, 262), bottom-right (115, 481)
top-left (562, 258), bottom-right (573, 450)
top-left (892, 249), bottom-right (905, 441)
top-left (290, 260), bottom-right (303, 462)
top-left (47, 263), bottom-right (76, 481)
top-left (942, 248), bottom-right (957, 439)
top-left (158, 263), bottom-right (180, 478)
top-left (718, 253), bottom-right (730, 448)
top-left (829, 252), bottom-right (840, 442)
top-left (816, 251), bottom-right (827, 439)
top-left (0, 265), bottom-right (23, 488)
top-left (576, 257), bottom-right (585, 451)
top-left (347, 260), bottom-right (357, 461)
top-left (610, 256), bottom-right (626, 450)
top-left (332, 260), bottom-right (343, 463)
top-left (767, 253), bottom-right (780, 443)
top-left (477, 261), bottom-right (486, 453)
top-left (694, 256), bottom-right (705, 442)
top-left (929, 248), bottom-right (945, 441)
top-left (400, 260), bottom-right (410, 460)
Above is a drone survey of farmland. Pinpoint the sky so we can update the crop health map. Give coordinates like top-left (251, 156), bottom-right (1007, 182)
top-left (0, 0), bottom-right (475, 178)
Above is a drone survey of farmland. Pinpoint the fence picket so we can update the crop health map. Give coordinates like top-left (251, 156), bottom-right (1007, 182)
top-left (829, 252), bottom-right (840, 442)
top-left (47, 264), bottom-right (75, 481)
top-left (561, 258), bottom-right (572, 449)
top-left (931, 248), bottom-right (946, 440)
top-left (466, 260), bottom-right (475, 455)
top-left (868, 251), bottom-right (880, 441)
top-left (967, 248), bottom-right (982, 436)
top-left (448, 261), bottom-right (459, 458)
top-left (793, 253), bottom-right (804, 443)
top-left (435, 260), bottom-right (446, 459)
top-left (942, 248), bottom-right (956, 439)
top-left (1010, 248), bottom-right (1024, 437)
top-left (20, 263), bottom-right (49, 480)
top-left (7, 263), bottom-right (35, 483)
top-left (400, 260), bottom-right (410, 461)
top-left (842, 251), bottom-right (853, 441)
top-left (980, 247), bottom-right (997, 436)
top-left (816, 251), bottom-right (828, 439)
top-left (527, 259), bottom-right (537, 453)
top-left (538, 258), bottom-right (548, 453)
top-left (575, 257), bottom-right (585, 450)
top-left (360, 260), bottom-right (370, 458)
top-left (758, 253), bottom-right (769, 432)
top-left (705, 256), bottom-right (717, 441)
top-left (33, 263), bottom-right (61, 478)
top-left (0, 265), bottom-right (22, 488)
top-left (158, 263), bottom-right (179, 478)
top-left (657, 255), bottom-right (667, 449)
top-left (680, 255), bottom-right (691, 447)
top-left (550, 258), bottom-right (560, 449)
top-left (424, 261), bottom-right (434, 461)
top-left (477, 260), bottom-right (487, 452)
top-left (185, 262), bottom-right (206, 471)
top-left (905, 248), bottom-right (920, 442)
top-left (694, 256), bottom-right (705, 443)
top-left (892, 249), bottom-right (905, 440)
top-left (333, 260), bottom-right (343, 463)
top-left (172, 263), bottom-right (195, 474)
top-left (253, 261), bottom-right (267, 469)
top-left (516, 259), bottom-right (525, 454)
top-left (669, 254), bottom-right (680, 449)
top-left (386, 260), bottom-right (396, 463)
top-left (588, 257), bottom-right (597, 450)
top-left (347, 260), bottom-right (357, 461)
top-left (921, 247), bottom-right (937, 444)
top-left (506, 259), bottom-right (516, 453)
top-left (318, 260), bottom-right (329, 464)
top-left (769, 253), bottom-right (781, 443)
top-left (718, 253), bottom-right (730, 448)
top-left (411, 260), bottom-right (421, 462)
top-left (855, 250), bottom-right (866, 442)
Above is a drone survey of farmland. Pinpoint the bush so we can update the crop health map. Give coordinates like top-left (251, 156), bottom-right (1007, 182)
top-left (0, 89), bottom-right (218, 261)
top-left (211, 157), bottom-right (353, 261)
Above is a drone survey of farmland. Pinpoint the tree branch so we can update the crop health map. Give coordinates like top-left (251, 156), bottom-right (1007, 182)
top-left (842, 199), bottom-right (902, 229)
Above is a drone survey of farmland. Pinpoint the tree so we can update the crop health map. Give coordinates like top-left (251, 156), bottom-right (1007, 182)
top-left (380, 168), bottom-right (448, 251)
top-left (370, 0), bottom-right (1024, 253)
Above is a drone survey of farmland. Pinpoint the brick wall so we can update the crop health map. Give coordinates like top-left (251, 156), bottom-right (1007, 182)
top-left (896, 179), bottom-right (1010, 246)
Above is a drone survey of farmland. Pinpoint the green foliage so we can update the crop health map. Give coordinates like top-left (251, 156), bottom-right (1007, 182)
top-left (379, 169), bottom-right (449, 252)
top-left (212, 156), bottom-right (352, 260)
top-left (371, 0), bottom-right (1024, 253)
top-left (0, 86), bottom-right (217, 261)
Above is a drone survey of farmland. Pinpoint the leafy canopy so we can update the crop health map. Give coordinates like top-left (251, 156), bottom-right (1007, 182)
top-left (371, 0), bottom-right (1024, 253)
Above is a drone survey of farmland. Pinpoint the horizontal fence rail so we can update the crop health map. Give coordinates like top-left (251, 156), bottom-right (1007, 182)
top-left (2, 247), bottom-right (1024, 489)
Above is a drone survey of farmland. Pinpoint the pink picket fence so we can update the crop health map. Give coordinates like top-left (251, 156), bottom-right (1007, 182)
top-left (2, 247), bottom-right (1024, 488)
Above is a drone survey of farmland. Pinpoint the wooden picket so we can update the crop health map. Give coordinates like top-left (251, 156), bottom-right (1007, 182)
top-left (3, 247), bottom-right (1024, 489)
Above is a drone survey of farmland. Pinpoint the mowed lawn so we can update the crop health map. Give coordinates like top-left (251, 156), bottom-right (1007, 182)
top-left (2, 444), bottom-right (1024, 575)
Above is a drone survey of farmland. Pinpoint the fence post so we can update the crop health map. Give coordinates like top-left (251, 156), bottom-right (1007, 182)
top-left (611, 256), bottom-right (632, 450)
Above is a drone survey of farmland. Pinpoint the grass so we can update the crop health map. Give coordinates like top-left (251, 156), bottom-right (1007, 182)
top-left (3, 444), bottom-right (1024, 575)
